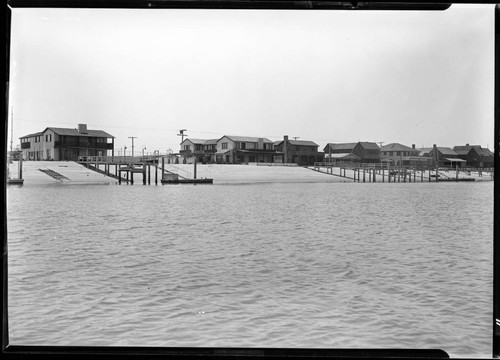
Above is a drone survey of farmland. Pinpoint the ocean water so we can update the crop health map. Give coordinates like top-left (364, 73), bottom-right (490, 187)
top-left (6, 181), bottom-right (493, 358)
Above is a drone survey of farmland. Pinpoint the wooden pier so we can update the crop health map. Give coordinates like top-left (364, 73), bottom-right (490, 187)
top-left (78, 156), bottom-right (213, 185)
top-left (312, 162), bottom-right (492, 183)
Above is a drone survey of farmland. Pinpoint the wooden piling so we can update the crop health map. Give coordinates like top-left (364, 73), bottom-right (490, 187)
top-left (363, 165), bottom-right (366, 182)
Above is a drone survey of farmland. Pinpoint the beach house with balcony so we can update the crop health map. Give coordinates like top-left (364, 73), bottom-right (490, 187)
top-left (19, 124), bottom-right (114, 161)
top-left (215, 135), bottom-right (276, 164)
top-left (180, 138), bottom-right (218, 163)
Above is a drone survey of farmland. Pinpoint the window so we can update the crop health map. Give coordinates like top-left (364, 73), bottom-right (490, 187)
top-left (222, 142), bottom-right (228, 149)
top-left (184, 145), bottom-right (190, 151)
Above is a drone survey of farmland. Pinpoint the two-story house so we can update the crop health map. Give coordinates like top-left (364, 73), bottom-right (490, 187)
top-left (453, 144), bottom-right (494, 168)
top-left (215, 135), bottom-right (276, 164)
top-left (380, 143), bottom-right (431, 166)
top-left (323, 142), bottom-right (380, 163)
top-left (180, 138), bottom-right (218, 163)
top-left (20, 124), bottom-right (114, 161)
top-left (273, 136), bottom-right (323, 165)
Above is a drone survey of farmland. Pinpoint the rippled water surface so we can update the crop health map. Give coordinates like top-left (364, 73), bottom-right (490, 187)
top-left (7, 181), bottom-right (493, 357)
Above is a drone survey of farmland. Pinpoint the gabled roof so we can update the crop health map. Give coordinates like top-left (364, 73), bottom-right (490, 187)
top-left (219, 135), bottom-right (273, 143)
top-left (358, 142), bottom-right (380, 150)
top-left (324, 143), bottom-right (358, 151)
top-left (45, 127), bottom-right (114, 138)
top-left (19, 132), bottom-right (43, 139)
top-left (380, 143), bottom-right (417, 152)
top-left (436, 147), bottom-right (457, 156)
top-left (478, 148), bottom-right (494, 157)
top-left (204, 139), bottom-right (218, 145)
top-left (182, 138), bottom-right (207, 145)
top-left (276, 139), bottom-right (319, 147)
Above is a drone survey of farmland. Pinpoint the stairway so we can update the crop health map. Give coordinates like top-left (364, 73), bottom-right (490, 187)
top-left (39, 168), bottom-right (70, 182)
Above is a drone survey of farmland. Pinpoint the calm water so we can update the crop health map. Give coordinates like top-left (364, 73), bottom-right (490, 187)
top-left (6, 181), bottom-right (493, 357)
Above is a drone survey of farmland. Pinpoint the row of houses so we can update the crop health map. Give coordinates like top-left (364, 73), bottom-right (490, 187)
top-left (181, 135), bottom-right (494, 168)
top-left (17, 124), bottom-right (494, 168)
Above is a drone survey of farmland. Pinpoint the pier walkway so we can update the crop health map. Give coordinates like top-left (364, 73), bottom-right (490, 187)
top-left (77, 156), bottom-right (212, 185)
top-left (312, 162), bottom-right (493, 183)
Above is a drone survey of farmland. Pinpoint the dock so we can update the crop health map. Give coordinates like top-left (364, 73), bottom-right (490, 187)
top-left (312, 162), bottom-right (493, 183)
top-left (78, 156), bottom-right (213, 185)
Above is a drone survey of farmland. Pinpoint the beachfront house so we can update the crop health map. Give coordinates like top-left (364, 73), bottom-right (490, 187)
top-left (180, 138), bottom-right (218, 163)
top-left (428, 145), bottom-right (467, 168)
top-left (380, 143), bottom-right (431, 166)
top-left (273, 136), bottom-right (323, 165)
top-left (19, 124), bottom-right (114, 161)
top-left (453, 144), bottom-right (494, 168)
top-left (215, 135), bottom-right (276, 164)
top-left (323, 142), bottom-right (380, 163)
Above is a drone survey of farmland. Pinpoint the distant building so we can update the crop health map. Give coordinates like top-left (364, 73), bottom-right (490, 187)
top-left (428, 145), bottom-right (466, 167)
top-left (323, 142), bottom-right (380, 163)
top-left (274, 136), bottom-right (323, 165)
top-left (453, 144), bottom-right (494, 168)
top-left (380, 143), bottom-right (431, 166)
top-left (20, 124), bottom-right (114, 161)
top-left (215, 135), bottom-right (276, 164)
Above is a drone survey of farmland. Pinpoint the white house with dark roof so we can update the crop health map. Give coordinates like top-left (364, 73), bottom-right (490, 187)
top-left (19, 124), bottom-right (114, 161)
top-left (180, 138), bottom-right (218, 163)
top-left (379, 143), bottom-right (431, 166)
top-left (215, 135), bottom-right (276, 164)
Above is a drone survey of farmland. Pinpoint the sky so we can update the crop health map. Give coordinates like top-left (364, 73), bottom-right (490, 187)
top-left (7, 4), bottom-right (495, 155)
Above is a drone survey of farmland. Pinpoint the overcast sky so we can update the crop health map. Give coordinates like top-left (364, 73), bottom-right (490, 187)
top-left (7, 4), bottom-right (495, 154)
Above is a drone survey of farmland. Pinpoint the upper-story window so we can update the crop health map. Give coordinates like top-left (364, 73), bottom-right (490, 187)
top-left (222, 142), bottom-right (228, 149)
top-left (195, 144), bottom-right (202, 151)
top-left (184, 145), bottom-right (191, 151)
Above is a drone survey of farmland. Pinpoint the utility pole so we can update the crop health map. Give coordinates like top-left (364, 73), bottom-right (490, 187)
top-left (10, 108), bottom-right (14, 152)
top-left (128, 136), bottom-right (137, 157)
top-left (178, 129), bottom-right (187, 143)
top-left (293, 137), bottom-right (300, 141)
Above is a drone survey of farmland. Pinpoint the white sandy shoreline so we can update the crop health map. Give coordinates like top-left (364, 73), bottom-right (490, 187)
top-left (6, 161), bottom-right (493, 186)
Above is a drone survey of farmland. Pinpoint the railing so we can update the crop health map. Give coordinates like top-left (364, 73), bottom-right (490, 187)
top-left (78, 155), bottom-right (161, 164)
top-left (254, 162), bottom-right (298, 167)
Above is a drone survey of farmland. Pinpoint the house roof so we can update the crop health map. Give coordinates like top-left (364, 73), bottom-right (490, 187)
top-left (45, 127), bottom-right (114, 138)
top-left (275, 139), bottom-right (319, 147)
top-left (182, 138), bottom-right (207, 145)
top-left (380, 143), bottom-right (417, 152)
top-left (325, 143), bottom-right (358, 151)
top-left (358, 142), bottom-right (380, 150)
top-left (325, 142), bottom-right (380, 151)
top-left (181, 138), bottom-right (218, 145)
top-left (220, 135), bottom-right (273, 143)
top-left (19, 132), bottom-right (43, 139)
top-left (436, 147), bottom-right (458, 156)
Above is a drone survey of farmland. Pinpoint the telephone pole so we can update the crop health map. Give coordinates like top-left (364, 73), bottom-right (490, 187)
top-left (128, 136), bottom-right (137, 157)
top-left (178, 129), bottom-right (187, 143)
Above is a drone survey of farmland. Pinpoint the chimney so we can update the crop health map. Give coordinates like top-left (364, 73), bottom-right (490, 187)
top-left (412, 144), bottom-right (415, 149)
top-left (466, 143), bottom-right (470, 146)
top-left (283, 135), bottom-right (288, 163)
top-left (78, 124), bottom-right (88, 134)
